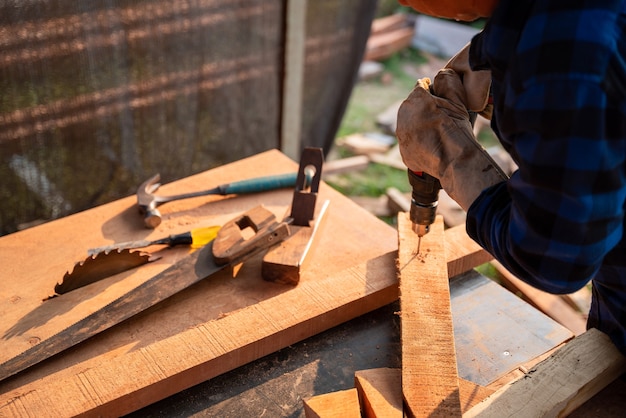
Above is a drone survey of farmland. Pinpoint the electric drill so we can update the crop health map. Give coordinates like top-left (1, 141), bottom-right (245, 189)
top-left (407, 169), bottom-right (441, 240)
top-left (407, 112), bottom-right (477, 251)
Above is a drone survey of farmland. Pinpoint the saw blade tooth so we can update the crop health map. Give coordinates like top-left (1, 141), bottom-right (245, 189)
top-left (54, 249), bottom-right (153, 296)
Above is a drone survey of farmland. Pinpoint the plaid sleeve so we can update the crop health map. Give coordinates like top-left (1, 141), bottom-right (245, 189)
top-left (467, 1), bottom-right (626, 295)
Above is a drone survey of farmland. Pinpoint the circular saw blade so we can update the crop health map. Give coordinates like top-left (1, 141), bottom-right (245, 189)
top-left (53, 249), bottom-right (154, 296)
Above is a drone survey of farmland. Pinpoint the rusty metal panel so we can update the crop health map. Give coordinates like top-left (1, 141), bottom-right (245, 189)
top-left (451, 270), bottom-right (574, 385)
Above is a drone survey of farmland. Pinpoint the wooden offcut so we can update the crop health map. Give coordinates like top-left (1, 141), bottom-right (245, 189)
top-left (303, 388), bottom-right (361, 418)
top-left (354, 368), bottom-right (494, 417)
top-left (262, 200), bottom-right (329, 285)
top-left (398, 214), bottom-right (462, 417)
top-left (355, 368), bottom-right (403, 418)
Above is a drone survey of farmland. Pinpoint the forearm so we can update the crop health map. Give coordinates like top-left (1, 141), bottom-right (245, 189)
top-left (467, 142), bottom-right (624, 294)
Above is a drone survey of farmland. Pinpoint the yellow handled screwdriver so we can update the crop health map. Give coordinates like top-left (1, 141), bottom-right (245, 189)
top-left (87, 225), bottom-right (220, 255)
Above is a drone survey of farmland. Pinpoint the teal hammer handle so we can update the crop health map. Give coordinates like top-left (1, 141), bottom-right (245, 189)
top-left (219, 172), bottom-right (299, 195)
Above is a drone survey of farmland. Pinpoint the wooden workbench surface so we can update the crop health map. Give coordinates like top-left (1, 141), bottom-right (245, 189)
top-left (0, 150), bottom-right (399, 417)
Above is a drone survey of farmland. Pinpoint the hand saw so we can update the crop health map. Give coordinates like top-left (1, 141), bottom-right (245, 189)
top-left (0, 205), bottom-right (290, 382)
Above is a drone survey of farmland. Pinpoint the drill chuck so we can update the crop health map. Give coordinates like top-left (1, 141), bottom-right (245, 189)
top-left (407, 170), bottom-right (442, 237)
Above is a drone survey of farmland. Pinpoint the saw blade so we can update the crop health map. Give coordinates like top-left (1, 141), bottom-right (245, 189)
top-left (50, 249), bottom-right (155, 298)
top-left (1, 243), bottom-right (226, 382)
top-left (0, 206), bottom-right (290, 382)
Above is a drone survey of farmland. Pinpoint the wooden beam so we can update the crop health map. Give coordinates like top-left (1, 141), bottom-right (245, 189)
top-left (303, 388), bottom-right (361, 418)
top-left (465, 328), bottom-right (626, 417)
top-left (398, 214), bottom-right (462, 417)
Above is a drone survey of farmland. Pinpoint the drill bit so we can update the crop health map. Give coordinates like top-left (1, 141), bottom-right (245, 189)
top-left (412, 223), bottom-right (428, 255)
top-left (408, 170), bottom-right (439, 255)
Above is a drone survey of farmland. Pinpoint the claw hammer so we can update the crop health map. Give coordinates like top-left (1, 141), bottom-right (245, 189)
top-left (137, 172), bottom-right (301, 228)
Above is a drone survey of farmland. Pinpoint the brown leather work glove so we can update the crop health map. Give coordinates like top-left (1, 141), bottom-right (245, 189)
top-left (445, 43), bottom-right (493, 119)
top-left (396, 69), bottom-right (507, 211)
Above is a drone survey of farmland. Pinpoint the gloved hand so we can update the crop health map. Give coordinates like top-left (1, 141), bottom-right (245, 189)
top-left (396, 69), bottom-right (507, 211)
top-left (445, 43), bottom-right (493, 119)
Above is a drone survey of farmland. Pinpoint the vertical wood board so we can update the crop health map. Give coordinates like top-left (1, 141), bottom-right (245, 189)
top-left (398, 214), bottom-right (461, 417)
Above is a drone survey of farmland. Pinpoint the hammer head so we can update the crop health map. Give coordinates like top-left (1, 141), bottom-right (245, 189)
top-left (137, 173), bottom-right (163, 228)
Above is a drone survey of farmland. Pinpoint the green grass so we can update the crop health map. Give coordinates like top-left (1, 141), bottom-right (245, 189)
top-left (330, 50), bottom-right (425, 200)
top-left (337, 49), bottom-right (426, 139)
top-left (326, 162), bottom-right (410, 197)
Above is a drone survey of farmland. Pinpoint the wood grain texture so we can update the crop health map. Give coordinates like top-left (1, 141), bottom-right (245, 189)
top-left (303, 388), bottom-right (361, 418)
top-left (444, 223), bottom-right (492, 278)
top-left (0, 150), bottom-right (398, 417)
top-left (465, 328), bottom-right (626, 418)
top-left (262, 200), bottom-right (329, 285)
top-left (458, 378), bottom-right (495, 413)
top-left (353, 368), bottom-right (493, 417)
top-left (355, 368), bottom-right (403, 418)
top-left (398, 214), bottom-right (462, 417)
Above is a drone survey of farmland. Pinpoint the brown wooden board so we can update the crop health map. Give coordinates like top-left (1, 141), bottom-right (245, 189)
top-left (398, 215), bottom-right (462, 417)
top-left (0, 150), bottom-right (398, 416)
top-left (355, 368), bottom-right (403, 418)
top-left (353, 368), bottom-right (494, 417)
top-left (303, 388), bottom-right (362, 418)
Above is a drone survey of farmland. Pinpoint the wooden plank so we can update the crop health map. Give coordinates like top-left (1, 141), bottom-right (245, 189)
top-left (303, 388), bottom-right (361, 418)
top-left (385, 187), bottom-right (410, 214)
top-left (337, 133), bottom-right (392, 155)
top-left (0, 150), bottom-right (398, 417)
top-left (262, 200), bottom-right (329, 285)
top-left (465, 328), bottom-right (626, 417)
top-left (354, 368), bottom-right (493, 417)
top-left (355, 368), bottom-right (403, 418)
top-left (445, 223), bottom-right (492, 278)
top-left (398, 214), bottom-right (462, 417)
top-left (323, 155), bottom-right (370, 176)
top-left (491, 260), bottom-right (587, 336)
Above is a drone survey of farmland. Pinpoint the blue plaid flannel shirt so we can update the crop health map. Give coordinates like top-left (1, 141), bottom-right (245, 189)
top-left (466, 0), bottom-right (626, 354)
